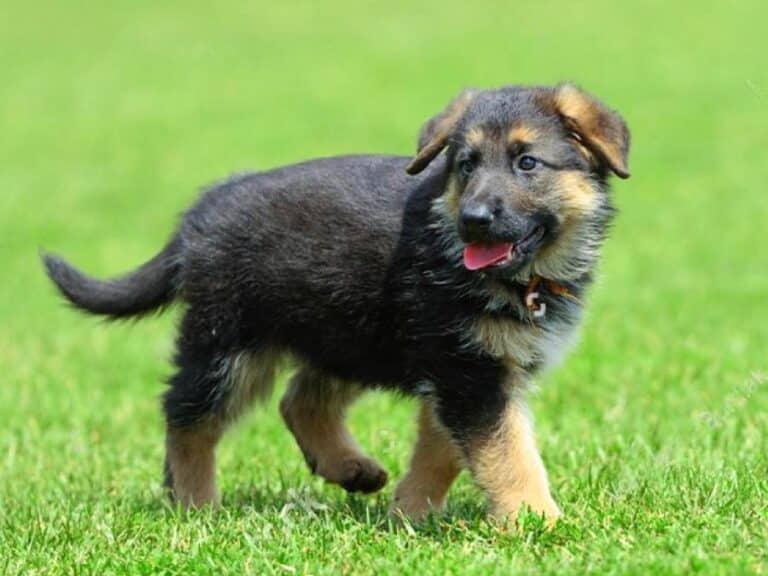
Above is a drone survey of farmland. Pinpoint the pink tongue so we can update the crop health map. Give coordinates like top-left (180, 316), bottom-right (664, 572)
top-left (463, 243), bottom-right (513, 271)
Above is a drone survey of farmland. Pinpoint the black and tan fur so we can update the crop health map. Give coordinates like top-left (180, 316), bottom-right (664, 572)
top-left (43, 83), bottom-right (630, 523)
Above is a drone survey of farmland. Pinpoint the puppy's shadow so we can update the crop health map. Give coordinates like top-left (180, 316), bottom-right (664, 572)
top-left (125, 483), bottom-right (521, 544)
top-left (223, 483), bottom-right (392, 523)
top-left (221, 482), bottom-right (498, 542)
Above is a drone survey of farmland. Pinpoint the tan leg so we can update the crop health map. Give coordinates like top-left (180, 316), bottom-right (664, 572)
top-left (391, 400), bottom-right (463, 521)
top-left (163, 349), bottom-right (280, 509)
top-left (164, 418), bottom-right (222, 508)
top-left (279, 368), bottom-right (388, 493)
top-left (466, 398), bottom-right (561, 524)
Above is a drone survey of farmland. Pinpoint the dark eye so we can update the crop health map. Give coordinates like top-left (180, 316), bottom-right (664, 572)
top-left (458, 159), bottom-right (475, 177)
top-left (517, 155), bottom-right (538, 171)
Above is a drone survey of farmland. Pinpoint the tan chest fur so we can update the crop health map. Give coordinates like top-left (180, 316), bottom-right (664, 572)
top-left (470, 316), bottom-right (578, 374)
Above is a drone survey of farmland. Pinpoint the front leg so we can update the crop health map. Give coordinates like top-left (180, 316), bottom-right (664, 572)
top-left (466, 397), bottom-right (560, 523)
top-left (391, 400), bottom-right (463, 521)
top-left (436, 369), bottom-right (561, 524)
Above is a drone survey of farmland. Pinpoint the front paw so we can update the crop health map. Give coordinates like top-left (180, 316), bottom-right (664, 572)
top-left (389, 477), bottom-right (449, 523)
top-left (492, 492), bottom-right (562, 528)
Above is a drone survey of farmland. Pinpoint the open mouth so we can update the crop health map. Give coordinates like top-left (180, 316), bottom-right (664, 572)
top-left (463, 225), bottom-right (546, 271)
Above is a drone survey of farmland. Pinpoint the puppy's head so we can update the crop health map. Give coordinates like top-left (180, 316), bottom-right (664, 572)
top-left (408, 84), bottom-right (630, 280)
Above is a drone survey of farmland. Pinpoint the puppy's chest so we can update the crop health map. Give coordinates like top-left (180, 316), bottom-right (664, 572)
top-left (468, 313), bottom-right (578, 373)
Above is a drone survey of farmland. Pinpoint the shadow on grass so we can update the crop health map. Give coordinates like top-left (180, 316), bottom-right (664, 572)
top-left (214, 483), bottom-right (568, 545)
top-left (110, 481), bottom-right (573, 549)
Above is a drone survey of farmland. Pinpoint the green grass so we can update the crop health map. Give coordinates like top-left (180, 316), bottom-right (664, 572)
top-left (1, 1), bottom-right (767, 573)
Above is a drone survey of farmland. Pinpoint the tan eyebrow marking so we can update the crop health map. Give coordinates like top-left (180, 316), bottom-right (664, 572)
top-left (507, 124), bottom-right (539, 145)
top-left (466, 126), bottom-right (486, 147)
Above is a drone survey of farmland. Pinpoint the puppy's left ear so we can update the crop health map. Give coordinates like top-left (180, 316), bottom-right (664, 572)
top-left (550, 83), bottom-right (631, 179)
top-left (406, 89), bottom-right (476, 175)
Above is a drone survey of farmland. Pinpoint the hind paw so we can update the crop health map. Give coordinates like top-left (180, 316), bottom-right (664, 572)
top-left (338, 457), bottom-right (389, 494)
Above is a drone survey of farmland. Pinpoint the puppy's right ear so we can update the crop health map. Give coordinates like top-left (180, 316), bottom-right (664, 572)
top-left (406, 89), bottom-right (476, 175)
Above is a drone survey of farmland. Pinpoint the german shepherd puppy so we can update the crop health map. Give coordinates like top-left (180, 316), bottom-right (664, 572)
top-left (43, 83), bottom-right (630, 523)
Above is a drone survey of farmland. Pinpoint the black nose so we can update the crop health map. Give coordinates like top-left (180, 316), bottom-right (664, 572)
top-left (460, 204), bottom-right (493, 241)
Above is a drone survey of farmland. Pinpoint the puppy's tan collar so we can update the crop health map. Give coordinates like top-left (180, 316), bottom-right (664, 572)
top-left (524, 275), bottom-right (580, 315)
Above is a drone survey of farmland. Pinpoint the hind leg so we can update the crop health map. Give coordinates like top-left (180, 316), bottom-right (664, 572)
top-left (162, 351), bottom-right (226, 508)
top-left (163, 417), bottom-right (222, 508)
top-left (279, 367), bottom-right (388, 493)
top-left (163, 323), bottom-right (279, 508)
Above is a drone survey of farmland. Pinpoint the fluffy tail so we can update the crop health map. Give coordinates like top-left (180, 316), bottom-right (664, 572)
top-left (41, 236), bottom-right (182, 319)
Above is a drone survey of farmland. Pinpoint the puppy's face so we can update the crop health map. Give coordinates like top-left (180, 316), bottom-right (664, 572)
top-left (408, 84), bottom-right (630, 280)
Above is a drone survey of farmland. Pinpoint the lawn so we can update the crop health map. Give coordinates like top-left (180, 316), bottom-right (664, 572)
top-left (1, 1), bottom-right (766, 574)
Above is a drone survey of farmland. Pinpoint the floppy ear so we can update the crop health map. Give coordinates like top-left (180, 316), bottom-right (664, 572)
top-left (551, 83), bottom-right (631, 179)
top-left (406, 89), bottom-right (476, 175)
